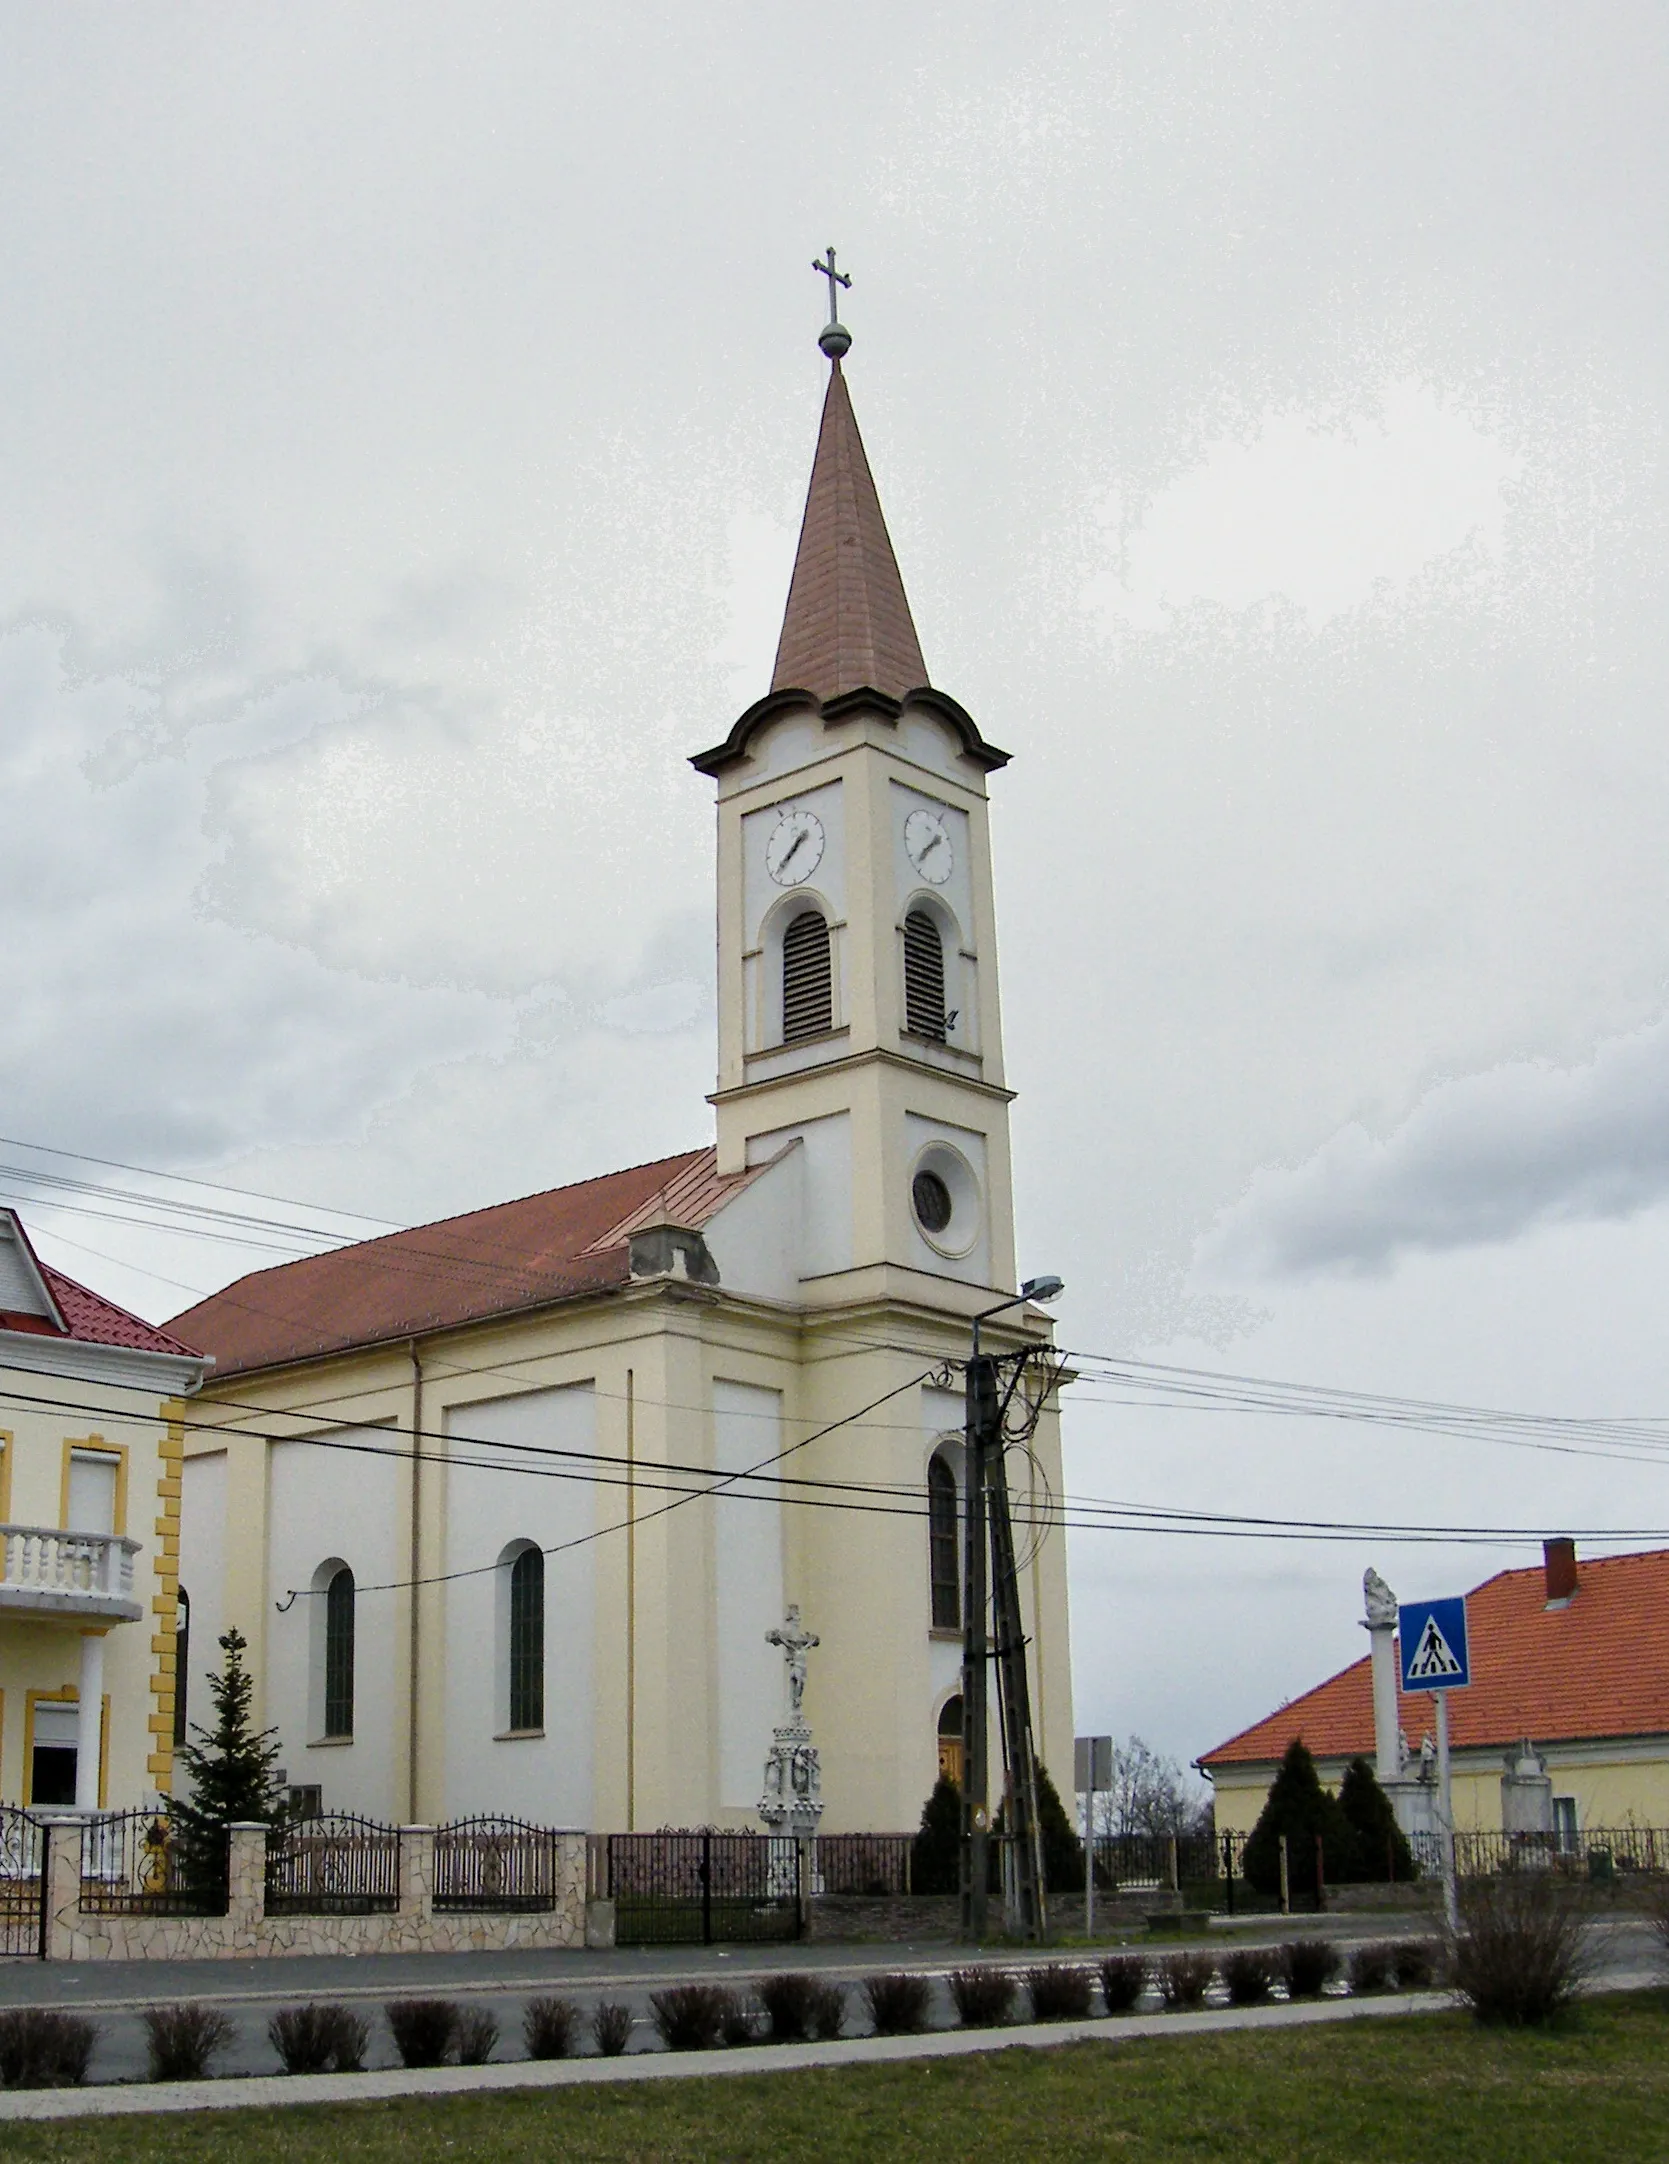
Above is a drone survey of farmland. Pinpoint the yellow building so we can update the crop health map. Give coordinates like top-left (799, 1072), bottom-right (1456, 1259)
top-left (168, 332), bottom-right (1074, 1834)
top-left (1201, 1542), bottom-right (1669, 1843)
top-left (0, 1209), bottom-right (207, 1809)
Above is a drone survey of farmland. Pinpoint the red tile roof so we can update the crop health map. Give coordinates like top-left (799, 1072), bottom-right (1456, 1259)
top-left (1200, 1548), bottom-right (1669, 1767)
top-left (39, 1268), bottom-right (203, 1359)
top-left (770, 362), bottom-right (929, 704)
top-left (166, 1145), bottom-right (768, 1379)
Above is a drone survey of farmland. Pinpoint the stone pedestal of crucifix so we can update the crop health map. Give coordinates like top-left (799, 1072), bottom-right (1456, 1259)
top-left (759, 1605), bottom-right (824, 1898)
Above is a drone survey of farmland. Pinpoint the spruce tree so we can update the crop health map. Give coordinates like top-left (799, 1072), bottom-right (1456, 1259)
top-left (1034, 1764), bottom-right (1085, 1893)
top-left (910, 1774), bottom-right (963, 1894)
top-left (1242, 1737), bottom-right (1358, 1906)
top-left (1337, 1755), bottom-right (1416, 1883)
top-left (169, 1628), bottom-right (286, 1897)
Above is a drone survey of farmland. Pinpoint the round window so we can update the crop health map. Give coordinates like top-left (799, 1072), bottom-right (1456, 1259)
top-left (912, 1169), bottom-right (953, 1234)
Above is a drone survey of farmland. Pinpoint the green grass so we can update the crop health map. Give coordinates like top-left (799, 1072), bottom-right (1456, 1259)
top-left (3, 1994), bottom-right (1669, 2161)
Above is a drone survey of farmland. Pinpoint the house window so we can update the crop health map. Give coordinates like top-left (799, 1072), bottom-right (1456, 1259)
top-left (30, 1702), bottom-right (79, 1807)
top-left (928, 1453), bottom-right (960, 1630)
top-left (323, 1566), bottom-right (355, 1740)
top-left (904, 911), bottom-right (946, 1040)
top-left (782, 910), bottom-right (832, 1041)
top-left (173, 1586), bottom-right (190, 1748)
top-left (937, 1695), bottom-right (964, 1789)
top-left (66, 1450), bottom-right (118, 1536)
top-left (1553, 1796), bottom-right (1578, 1850)
top-left (508, 1546), bottom-right (545, 1733)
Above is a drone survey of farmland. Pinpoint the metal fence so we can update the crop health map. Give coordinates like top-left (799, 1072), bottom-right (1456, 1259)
top-left (816, 1833), bottom-right (914, 1896)
top-left (1415, 1827), bottom-right (1669, 1881)
top-left (0, 1809), bottom-right (47, 1956)
top-left (1087, 1832), bottom-right (1222, 1891)
top-left (265, 1813), bottom-right (400, 1916)
top-left (433, 1817), bottom-right (562, 1913)
top-left (77, 1810), bottom-right (228, 1918)
top-left (605, 1831), bottom-right (804, 1945)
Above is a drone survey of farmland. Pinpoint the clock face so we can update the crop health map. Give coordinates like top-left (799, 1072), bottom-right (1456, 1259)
top-left (904, 807), bottom-right (954, 885)
top-left (765, 807), bottom-right (825, 887)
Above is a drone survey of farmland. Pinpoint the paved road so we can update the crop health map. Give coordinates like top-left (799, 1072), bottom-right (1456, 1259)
top-left (0, 1913), bottom-right (1655, 2088)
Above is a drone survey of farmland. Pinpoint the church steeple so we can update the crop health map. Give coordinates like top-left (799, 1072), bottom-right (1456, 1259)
top-left (770, 363), bottom-right (929, 704)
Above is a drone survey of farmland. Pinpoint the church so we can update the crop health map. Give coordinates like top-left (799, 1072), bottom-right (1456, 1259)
top-left (169, 309), bottom-right (1074, 1836)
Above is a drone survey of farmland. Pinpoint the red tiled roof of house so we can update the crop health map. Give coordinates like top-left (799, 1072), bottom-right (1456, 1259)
top-left (1200, 1547), bottom-right (1669, 1766)
top-left (39, 1267), bottom-right (203, 1360)
top-left (771, 362), bottom-right (929, 704)
top-left (166, 1145), bottom-right (768, 1379)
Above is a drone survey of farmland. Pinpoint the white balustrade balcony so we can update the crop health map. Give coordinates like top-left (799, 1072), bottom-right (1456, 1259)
top-left (0, 1527), bottom-right (142, 1623)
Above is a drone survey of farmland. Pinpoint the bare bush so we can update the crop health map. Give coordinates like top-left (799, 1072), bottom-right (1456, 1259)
top-left (1024, 1964), bottom-right (1094, 2021)
top-left (267, 2003), bottom-right (371, 2075)
top-left (523, 1996), bottom-right (578, 2060)
top-left (1221, 1948), bottom-right (1276, 2006)
top-left (1098, 1954), bottom-right (1147, 2014)
top-left (0, 2008), bottom-right (99, 2088)
top-left (384, 1999), bottom-right (458, 2069)
top-left (1344, 1942), bottom-right (1395, 1995)
top-left (455, 2008), bottom-right (498, 2065)
top-left (757, 1972), bottom-right (817, 2042)
top-left (718, 1991), bottom-right (756, 2047)
top-left (650, 1983), bottom-right (731, 2051)
top-left (1155, 1950), bottom-right (1215, 2011)
top-left (1279, 1939), bottom-right (1341, 1999)
top-left (1451, 1876), bottom-right (1593, 2025)
top-left (1393, 1939), bottom-right (1439, 1990)
top-left (591, 2002), bottom-right (632, 2056)
top-left (807, 1982), bottom-right (846, 2040)
top-left (863, 1972), bottom-right (932, 2035)
top-left (142, 2004), bottom-right (236, 2082)
top-left (948, 1967), bottom-right (1016, 2027)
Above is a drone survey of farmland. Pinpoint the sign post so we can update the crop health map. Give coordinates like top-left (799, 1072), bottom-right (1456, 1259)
top-left (1398, 1595), bottom-right (1470, 1934)
top-left (1075, 1734), bottom-right (1112, 1939)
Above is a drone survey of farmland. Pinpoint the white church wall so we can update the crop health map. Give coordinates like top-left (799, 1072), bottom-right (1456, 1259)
top-left (440, 1384), bottom-right (596, 1826)
top-left (266, 1427), bottom-right (401, 1817)
top-left (177, 1449), bottom-right (226, 1753)
top-left (700, 1145), bottom-right (803, 1302)
top-left (744, 1110), bottom-right (852, 1277)
top-left (903, 1111), bottom-right (992, 1285)
top-left (898, 709), bottom-right (965, 782)
top-left (712, 1378), bottom-right (785, 1810)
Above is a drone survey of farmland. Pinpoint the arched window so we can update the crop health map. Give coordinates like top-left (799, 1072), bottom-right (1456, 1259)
top-left (782, 910), bottom-right (832, 1041)
top-left (508, 1546), bottom-right (545, 1732)
top-left (904, 911), bottom-right (947, 1040)
top-left (173, 1586), bottom-right (191, 1749)
top-left (928, 1453), bottom-right (960, 1630)
top-left (324, 1565), bottom-right (355, 1740)
top-left (937, 1694), bottom-right (964, 1788)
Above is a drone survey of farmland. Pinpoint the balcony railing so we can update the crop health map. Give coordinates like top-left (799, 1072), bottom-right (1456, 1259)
top-left (0, 1527), bottom-right (142, 1622)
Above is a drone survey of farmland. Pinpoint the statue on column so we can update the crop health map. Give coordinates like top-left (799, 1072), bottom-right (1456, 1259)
top-left (759, 1605), bottom-right (824, 1885)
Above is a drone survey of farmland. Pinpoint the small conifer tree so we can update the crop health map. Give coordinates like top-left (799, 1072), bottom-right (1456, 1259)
top-left (1337, 1755), bottom-right (1416, 1882)
top-left (1034, 1764), bottom-right (1085, 1894)
top-left (168, 1628), bottom-right (286, 1898)
top-left (910, 1774), bottom-right (963, 1894)
top-left (1242, 1737), bottom-right (1357, 1906)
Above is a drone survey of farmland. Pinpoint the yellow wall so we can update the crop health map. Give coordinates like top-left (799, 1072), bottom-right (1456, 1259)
top-left (1208, 1745), bottom-right (1669, 1838)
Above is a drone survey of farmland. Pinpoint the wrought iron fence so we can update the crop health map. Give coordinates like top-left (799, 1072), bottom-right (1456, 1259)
top-left (1409, 1826), bottom-right (1669, 1881)
top-left (1087, 1832), bottom-right (1221, 1891)
top-left (606, 1830), bottom-right (804, 1944)
top-left (0, 1808), bottom-right (47, 1956)
top-left (265, 1813), bottom-right (400, 1915)
top-left (816, 1833), bottom-right (914, 1896)
top-left (433, 1817), bottom-right (562, 1912)
top-left (77, 1810), bottom-right (228, 1917)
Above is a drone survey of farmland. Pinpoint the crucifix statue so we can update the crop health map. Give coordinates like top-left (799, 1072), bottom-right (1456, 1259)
top-left (766, 1604), bottom-right (819, 1721)
top-left (811, 247), bottom-right (853, 359)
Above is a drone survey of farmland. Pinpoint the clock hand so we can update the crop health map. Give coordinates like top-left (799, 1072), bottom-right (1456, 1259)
top-left (920, 832), bottom-right (945, 864)
top-left (778, 830), bottom-right (806, 872)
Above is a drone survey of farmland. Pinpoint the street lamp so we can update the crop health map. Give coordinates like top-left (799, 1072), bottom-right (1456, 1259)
top-left (962, 1273), bottom-right (1064, 1941)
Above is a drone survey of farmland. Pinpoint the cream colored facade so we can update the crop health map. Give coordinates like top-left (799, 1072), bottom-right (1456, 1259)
top-left (174, 361), bottom-right (1075, 1834)
top-left (0, 1216), bottom-right (207, 1811)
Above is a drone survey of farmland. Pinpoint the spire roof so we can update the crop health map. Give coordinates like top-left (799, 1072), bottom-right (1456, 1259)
top-left (771, 363), bottom-right (928, 703)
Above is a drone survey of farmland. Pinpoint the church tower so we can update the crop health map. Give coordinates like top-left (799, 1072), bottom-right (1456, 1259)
top-left (693, 339), bottom-right (1020, 1314)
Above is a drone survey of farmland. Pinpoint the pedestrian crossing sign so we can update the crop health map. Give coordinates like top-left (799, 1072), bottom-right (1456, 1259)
top-left (1399, 1596), bottom-right (1470, 1691)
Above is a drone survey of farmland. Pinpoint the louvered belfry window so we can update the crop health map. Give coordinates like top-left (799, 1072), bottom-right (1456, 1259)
top-left (904, 910), bottom-right (947, 1040)
top-left (782, 910), bottom-right (833, 1041)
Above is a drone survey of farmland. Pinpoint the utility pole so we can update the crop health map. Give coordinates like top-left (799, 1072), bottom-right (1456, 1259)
top-left (989, 1434), bottom-right (1046, 1939)
top-left (959, 1349), bottom-right (995, 1940)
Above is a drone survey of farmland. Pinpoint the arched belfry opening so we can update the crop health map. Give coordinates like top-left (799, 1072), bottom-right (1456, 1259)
top-left (782, 909), bottom-right (833, 1040)
top-left (904, 910), bottom-right (947, 1040)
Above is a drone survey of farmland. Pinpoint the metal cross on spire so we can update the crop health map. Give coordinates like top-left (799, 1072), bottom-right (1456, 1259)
top-left (812, 246), bottom-right (853, 360)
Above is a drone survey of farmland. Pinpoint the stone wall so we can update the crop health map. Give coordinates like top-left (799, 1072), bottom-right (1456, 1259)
top-left (44, 1822), bottom-right (599, 1962)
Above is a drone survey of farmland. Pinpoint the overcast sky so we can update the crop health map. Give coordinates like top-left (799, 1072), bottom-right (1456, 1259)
top-left (5, 3), bottom-right (1669, 1788)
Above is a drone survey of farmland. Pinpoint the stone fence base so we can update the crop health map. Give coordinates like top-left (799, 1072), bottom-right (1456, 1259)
top-left (44, 1823), bottom-right (607, 1962)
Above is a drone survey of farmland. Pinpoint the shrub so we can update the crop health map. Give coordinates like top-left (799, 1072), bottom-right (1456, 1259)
top-left (1279, 1939), bottom-right (1342, 1999)
top-left (0, 2008), bottom-right (99, 2088)
top-left (1450, 1876), bottom-right (1592, 2025)
top-left (1035, 1765), bottom-right (1085, 1895)
top-left (910, 1775), bottom-right (962, 1895)
top-left (650, 1984), bottom-right (731, 2051)
top-left (267, 2003), bottom-right (367, 2075)
top-left (142, 2003), bottom-right (236, 2082)
top-left (948, 1967), bottom-right (1015, 2027)
top-left (1392, 1939), bottom-right (1439, 1991)
top-left (1337, 1759), bottom-right (1416, 1882)
top-left (1221, 1948), bottom-right (1276, 2006)
top-left (1024, 1964), bottom-right (1093, 2021)
top-left (1155, 1950), bottom-right (1215, 2011)
top-left (592, 2002), bottom-right (632, 2056)
top-left (717, 1991), bottom-right (756, 2047)
top-left (1242, 1739), bottom-right (1356, 1905)
top-left (807, 1981), bottom-right (845, 2040)
top-left (757, 1973), bottom-right (818, 2042)
top-left (522, 1996), bottom-right (578, 2060)
top-left (1098, 1954), bottom-right (1147, 2013)
top-left (1345, 1941), bottom-right (1395, 1995)
top-left (455, 2008), bottom-right (498, 2066)
top-left (863, 1972), bottom-right (932, 2035)
top-left (384, 1999), bottom-right (458, 2069)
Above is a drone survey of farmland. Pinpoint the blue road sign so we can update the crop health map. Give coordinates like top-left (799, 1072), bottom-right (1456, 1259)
top-left (1399, 1597), bottom-right (1470, 1691)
